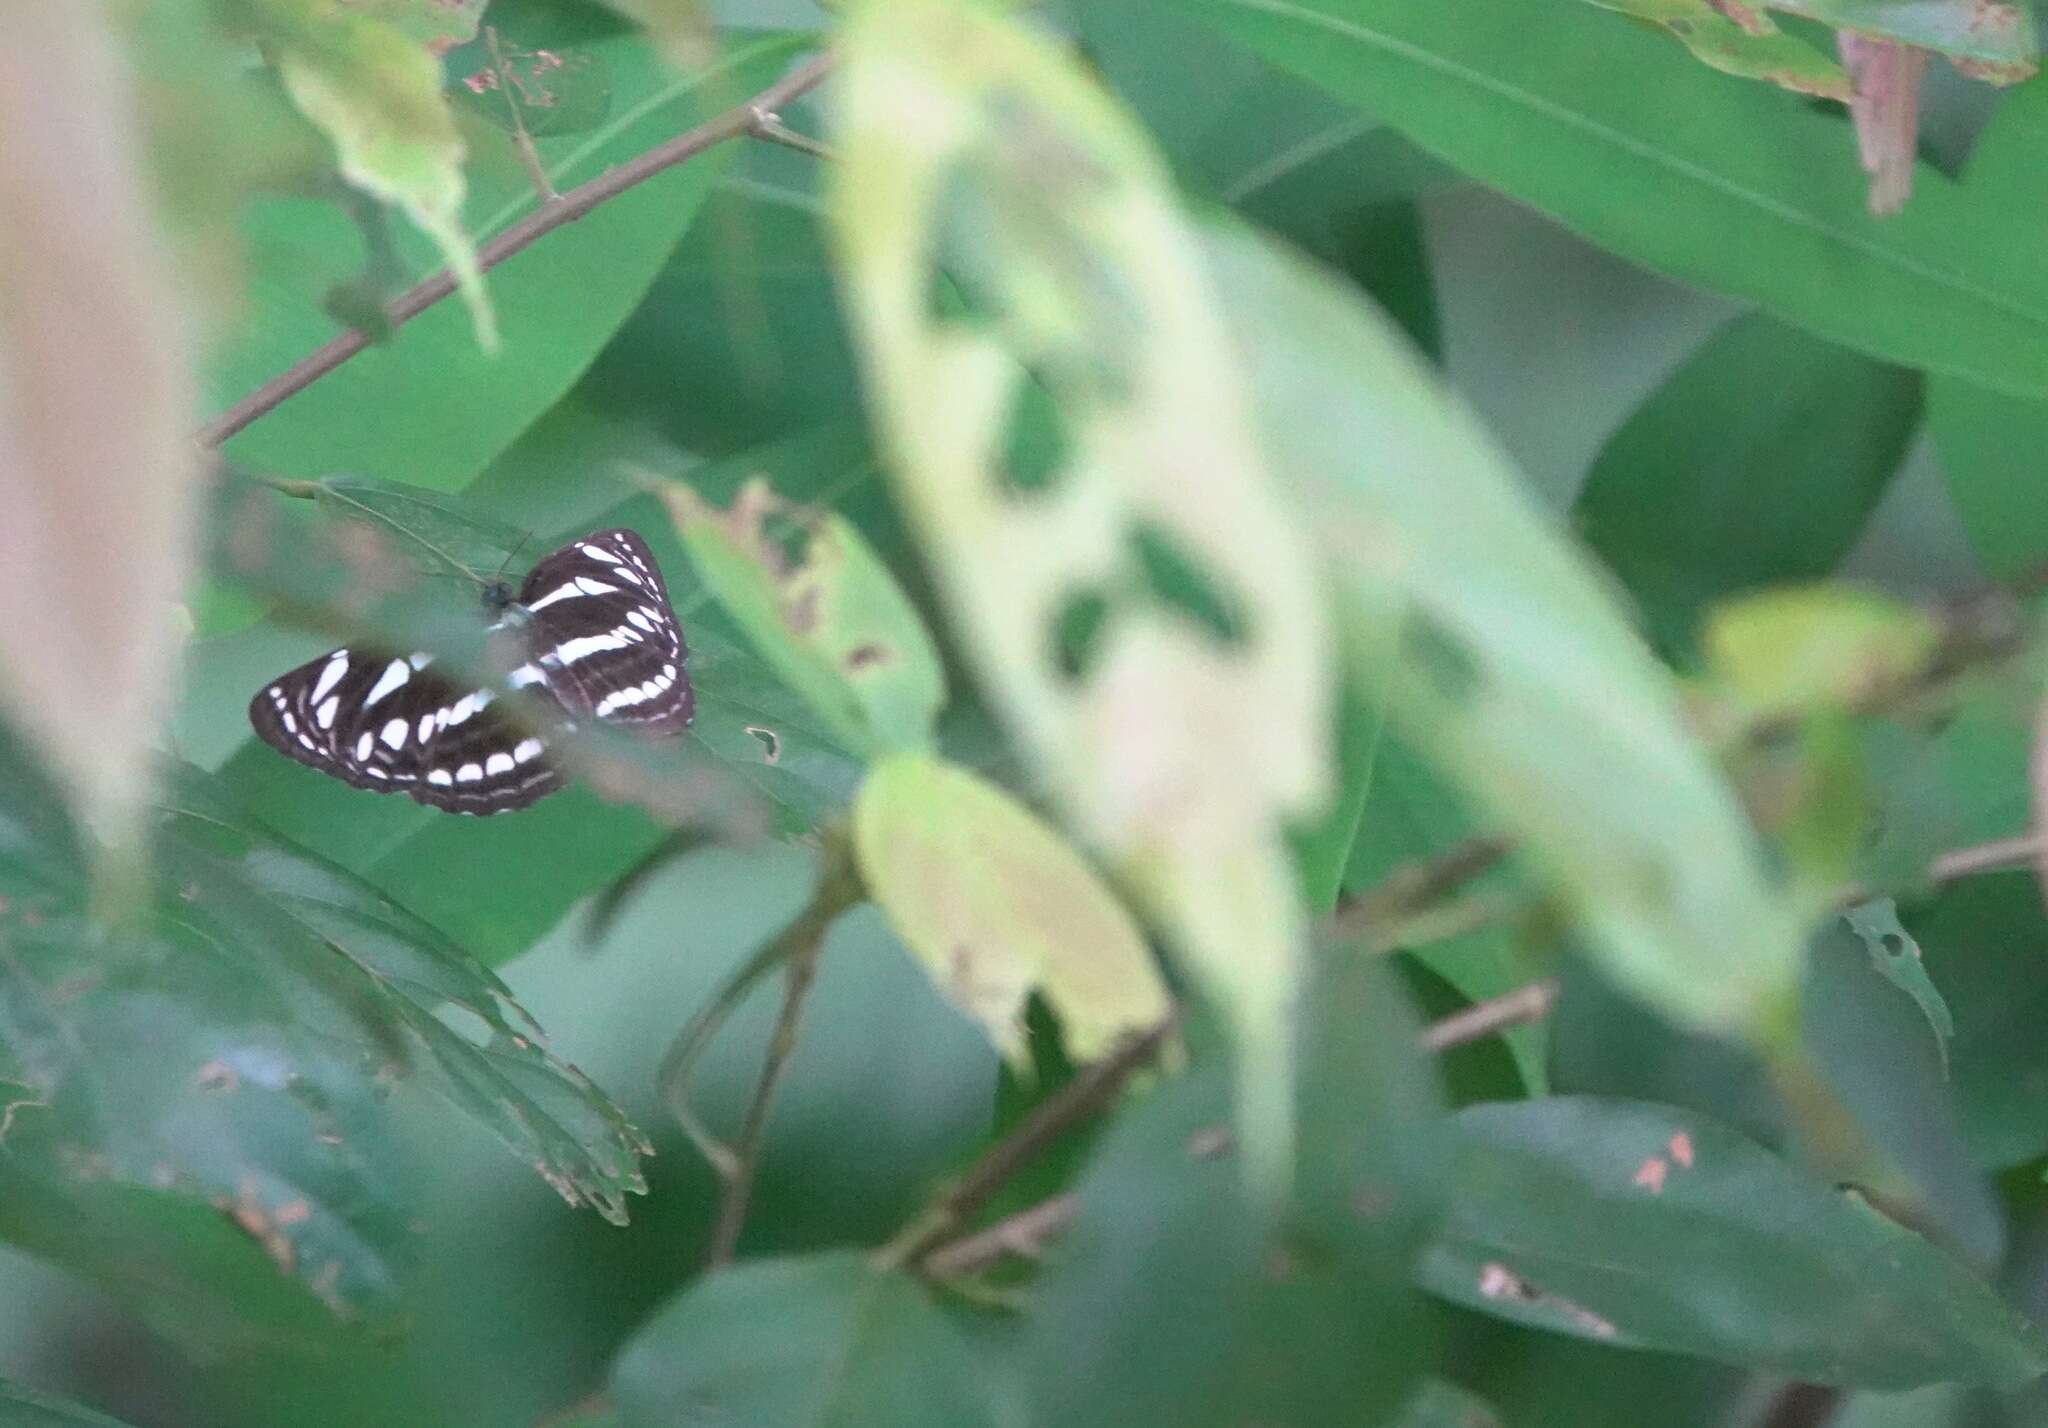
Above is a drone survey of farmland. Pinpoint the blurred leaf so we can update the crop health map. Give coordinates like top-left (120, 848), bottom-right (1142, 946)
top-left (254, 0), bottom-right (498, 347)
top-left (1549, 920), bottom-right (2003, 1269)
top-left (610, 1252), bottom-right (995, 1428)
top-left (595, 0), bottom-right (717, 68)
top-left (1580, 0), bottom-right (1850, 98)
top-left (1206, 218), bottom-right (1806, 1036)
top-left (1901, 874), bottom-right (2048, 1170)
top-left (0, 721), bottom-right (646, 1347)
top-left (0, 7), bottom-right (202, 864)
top-left (298, 471), bottom-right (537, 584)
top-left (1774, 0), bottom-right (2036, 80)
top-left (662, 477), bottom-right (945, 756)
top-left (1391, 1379), bottom-right (1504, 1428)
top-left (1926, 77), bottom-right (2048, 578)
top-left (1424, 1098), bottom-right (2044, 1387)
top-left (1701, 585), bottom-right (1941, 721)
top-left (0, 1381), bottom-right (140, 1428)
top-left (209, 29), bottom-right (814, 492)
top-left (1025, 953), bottom-right (1445, 1428)
top-left (1573, 312), bottom-right (1922, 660)
top-left (832, 0), bottom-right (1335, 1197)
top-left (853, 753), bottom-right (1173, 1065)
top-left (1170, 0), bottom-right (2048, 400)
top-left (350, 0), bottom-right (489, 49)
top-left (1842, 896), bottom-right (1952, 1072)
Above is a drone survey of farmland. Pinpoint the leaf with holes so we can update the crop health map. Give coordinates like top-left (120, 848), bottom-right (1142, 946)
top-left (1424, 1098), bottom-right (2048, 1388)
top-left (248, 0), bottom-right (496, 347)
top-left (1843, 897), bottom-right (1952, 1072)
top-left (0, 719), bottom-right (647, 1345)
top-left (1204, 218), bottom-right (1805, 1037)
top-left (853, 752), bottom-right (1172, 1064)
top-left (661, 476), bottom-right (946, 757)
top-left (831, 0), bottom-right (1333, 1198)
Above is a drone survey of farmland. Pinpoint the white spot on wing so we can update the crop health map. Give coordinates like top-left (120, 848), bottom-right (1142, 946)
top-left (485, 752), bottom-right (514, 776)
top-left (365, 658), bottom-right (409, 706)
top-left (524, 582), bottom-right (585, 612)
top-left (513, 737), bottom-right (543, 764)
top-left (354, 731), bottom-right (373, 760)
top-left (428, 768), bottom-right (453, 787)
top-left (310, 652), bottom-right (349, 704)
top-left (575, 576), bottom-right (618, 596)
top-left (408, 652), bottom-right (434, 670)
top-left (553, 631), bottom-right (632, 665)
top-left (456, 763), bottom-right (483, 783)
top-left (509, 664), bottom-right (545, 689)
top-left (316, 696), bottom-right (340, 730)
top-left (380, 718), bottom-right (407, 749)
top-left (579, 542), bottom-right (620, 563)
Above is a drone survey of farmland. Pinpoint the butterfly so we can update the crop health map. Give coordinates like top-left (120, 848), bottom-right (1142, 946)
top-left (248, 528), bottom-right (693, 814)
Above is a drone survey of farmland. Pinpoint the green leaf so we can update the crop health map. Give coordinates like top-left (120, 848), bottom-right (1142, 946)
top-left (0, 6), bottom-right (203, 866)
top-left (610, 1252), bottom-right (995, 1428)
top-left (1841, 896), bottom-right (1952, 1072)
top-left (853, 753), bottom-right (1173, 1065)
top-left (663, 477), bottom-right (946, 757)
top-left (0, 722), bottom-right (646, 1347)
top-left (1700, 585), bottom-right (1942, 721)
top-left (1926, 76), bottom-right (2048, 578)
top-left (255, 0), bottom-right (497, 348)
top-left (1424, 1098), bottom-right (2047, 1388)
top-left (1205, 218), bottom-right (1805, 1036)
top-left (1390, 1380), bottom-right (1505, 1428)
top-left (1769, 0), bottom-right (2036, 80)
top-left (1900, 875), bottom-right (2048, 1171)
top-left (208, 28), bottom-right (815, 492)
top-left (1574, 312), bottom-right (1921, 660)
top-left (0, 1381), bottom-right (140, 1428)
top-left (1549, 922), bottom-right (2003, 1269)
top-left (1579, 0), bottom-right (1850, 99)
top-left (1168, 0), bottom-right (2048, 399)
top-left (831, 0), bottom-right (1335, 1198)
top-left (1025, 953), bottom-right (1445, 1427)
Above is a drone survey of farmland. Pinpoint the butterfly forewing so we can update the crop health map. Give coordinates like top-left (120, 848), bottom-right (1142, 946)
top-left (247, 527), bottom-right (692, 815)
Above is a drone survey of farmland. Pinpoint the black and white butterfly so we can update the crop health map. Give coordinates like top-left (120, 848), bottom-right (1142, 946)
top-left (249, 528), bottom-right (693, 815)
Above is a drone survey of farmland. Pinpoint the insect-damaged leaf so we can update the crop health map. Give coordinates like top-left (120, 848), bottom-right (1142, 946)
top-left (244, 0), bottom-right (496, 348)
top-left (0, 719), bottom-right (648, 1341)
top-left (1579, 0), bottom-right (1850, 99)
top-left (1203, 219), bottom-right (1805, 1037)
top-left (1424, 1098), bottom-right (2048, 1389)
top-left (661, 477), bottom-right (946, 757)
top-left (830, 0), bottom-right (1333, 1196)
top-left (853, 753), bottom-right (1172, 1065)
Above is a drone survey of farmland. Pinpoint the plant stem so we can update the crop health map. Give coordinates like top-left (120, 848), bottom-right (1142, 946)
top-left (485, 26), bottom-right (560, 205)
top-left (196, 50), bottom-right (835, 449)
top-left (704, 831), bottom-right (863, 1268)
top-left (877, 1015), bottom-right (1176, 1273)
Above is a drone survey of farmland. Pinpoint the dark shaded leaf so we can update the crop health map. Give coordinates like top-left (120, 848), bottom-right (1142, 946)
top-left (0, 1380), bottom-right (140, 1428)
top-left (610, 1252), bottom-right (995, 1428)
top-left (1424, 1098), bottom-right (2044, 1387)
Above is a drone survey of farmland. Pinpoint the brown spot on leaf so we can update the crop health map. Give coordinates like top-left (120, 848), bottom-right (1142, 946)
top-left (1668, 1131), bottom-right (1695, 1168)
top-left (845, 642), bottom-right (890, 672)
top-left (274, 1199), bottom-right (312, 1227)
top-left (1633, 1156), bottom-right (1668, 1193)
top-left (1186, 1125), bottom-right (1235, 1159)
top-left (747, 726), bottom-right (781, 764)
top-left (196, 1059), bottom-right (239, 1093)
top-left (784, 584), bottom-right (820, 635)
top-left (1478, 1261), bottom-right (1618, 1339)
top-left (222, 1182), bottom-right (297, 1277)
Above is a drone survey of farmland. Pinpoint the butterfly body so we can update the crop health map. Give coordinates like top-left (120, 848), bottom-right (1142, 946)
top-left (249, 528), bottom-right (693, 814)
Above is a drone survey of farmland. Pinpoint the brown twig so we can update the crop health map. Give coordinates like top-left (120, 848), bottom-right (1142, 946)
top-left (878, 1015), bottom-right (1177, 1273)
top-left (704, 833), bottom-right (862, 1268)
top-left (196, 50), bottom-right (835, 448)
top-left (921, 1192), bottom-right (1081, 1279)
top-left (1419, 978), bottom-right (1561, 1053)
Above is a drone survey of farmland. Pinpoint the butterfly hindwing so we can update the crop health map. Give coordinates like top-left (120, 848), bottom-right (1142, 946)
top-left (247, 527), bottom-right (693, 815)
top-left (515, 528), bottom-right (694, 736)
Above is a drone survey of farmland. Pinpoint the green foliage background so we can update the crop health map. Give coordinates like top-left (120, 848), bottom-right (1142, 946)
top-left (4, 0), bottom-right (2048, 1426)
